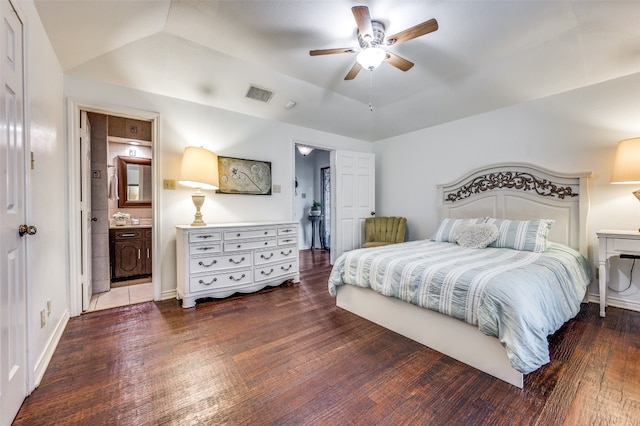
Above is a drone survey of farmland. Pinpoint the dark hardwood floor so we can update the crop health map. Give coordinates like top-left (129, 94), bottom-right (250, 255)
top-left (14, 249), bottom-right (640, 425)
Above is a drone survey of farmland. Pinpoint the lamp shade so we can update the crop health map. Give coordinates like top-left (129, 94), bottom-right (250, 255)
top-left (611, 138), bottom-right (640, 184)
top-left (178, 146), bottom-right (219, 190)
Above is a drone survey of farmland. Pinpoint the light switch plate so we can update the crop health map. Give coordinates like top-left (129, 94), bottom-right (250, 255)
top-left (273, 184), bottom-right (281, 193)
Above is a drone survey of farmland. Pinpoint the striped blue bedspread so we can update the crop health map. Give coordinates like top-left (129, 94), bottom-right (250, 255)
top-left (328, 240), bottom-right (592, 373)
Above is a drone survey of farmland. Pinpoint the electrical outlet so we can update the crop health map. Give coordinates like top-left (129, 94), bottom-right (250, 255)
top-left (273, 184), bottom-right (281, 193)
top-left (47, 300), bottom-right (52, 316)
top-left (163, 179), bottom-right (176, 190)
top-left (40, 309), bottom-right (46, 328)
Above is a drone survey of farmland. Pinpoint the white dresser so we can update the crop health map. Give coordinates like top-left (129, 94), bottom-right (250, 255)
top-left (176, 221), bottom-right (299, 308)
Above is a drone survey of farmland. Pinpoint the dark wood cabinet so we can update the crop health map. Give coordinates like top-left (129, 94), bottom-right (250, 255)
top-left (108, 116), bottom-right (152, 141)
top-left (110, 227), bottom-right (152, 281)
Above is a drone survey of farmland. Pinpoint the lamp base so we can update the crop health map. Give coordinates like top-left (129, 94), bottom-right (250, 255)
top-left (190, 192), bottom-right (206, 226)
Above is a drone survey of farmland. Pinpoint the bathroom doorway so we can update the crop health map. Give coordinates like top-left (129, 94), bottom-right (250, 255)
top-left (85, 111), bottom-right (154, 312)
top-left (294, 145), bottom-right (331, 251)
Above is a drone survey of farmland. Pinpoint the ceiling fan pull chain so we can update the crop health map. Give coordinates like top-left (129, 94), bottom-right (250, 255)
top-left (369, 70), bottom-right (374, 112)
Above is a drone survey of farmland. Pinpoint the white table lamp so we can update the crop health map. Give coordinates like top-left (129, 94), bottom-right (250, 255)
top-left (178, 146), bottom-right (219, 226)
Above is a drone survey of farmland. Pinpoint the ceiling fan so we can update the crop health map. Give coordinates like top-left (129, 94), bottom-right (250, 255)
top-left (310, 6), bottom-right (438, 80)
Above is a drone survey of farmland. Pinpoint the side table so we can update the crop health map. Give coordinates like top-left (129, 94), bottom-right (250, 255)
top-left (596, 229), bottom-right (640, 317)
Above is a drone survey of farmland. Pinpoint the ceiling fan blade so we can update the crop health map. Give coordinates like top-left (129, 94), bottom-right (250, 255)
top-left (385, 52), bottom-right (414, 72)
top-left (310, 47), bottom-right (355, 56)
top-left (386, 18), bottom-right (438, 45)
top-left (344, 62), bottom-right (362, 80)
top-left (352, 6), bottom-right (373, 38)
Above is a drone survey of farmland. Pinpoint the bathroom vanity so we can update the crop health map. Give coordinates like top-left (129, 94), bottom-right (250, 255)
top-left (109, 226), bottom-right (152, 281)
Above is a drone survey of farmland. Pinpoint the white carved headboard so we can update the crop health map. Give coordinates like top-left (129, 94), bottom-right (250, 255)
top-left (438, 163), bottom-right (592, 257)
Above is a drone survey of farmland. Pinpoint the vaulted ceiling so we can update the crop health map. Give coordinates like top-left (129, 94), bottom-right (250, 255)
top-left (34, 0), bottom-right (640, 141)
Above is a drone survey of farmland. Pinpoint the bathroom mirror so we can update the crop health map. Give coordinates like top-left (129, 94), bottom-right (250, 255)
top-left (117, 156), bottom-right (152, 208)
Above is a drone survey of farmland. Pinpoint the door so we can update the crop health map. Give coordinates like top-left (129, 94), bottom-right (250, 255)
top-left (0, 1), bottom-right (27, 424)
top-left (80, 110), bottom-right (92, 310)
top-left (332, 151), bottom-right (375, 263)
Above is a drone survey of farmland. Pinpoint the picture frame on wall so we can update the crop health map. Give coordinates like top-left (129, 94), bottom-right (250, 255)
top-left (217, 156), bottom-right (272, 195)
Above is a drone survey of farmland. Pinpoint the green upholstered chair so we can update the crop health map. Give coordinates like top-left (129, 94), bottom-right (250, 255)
top-left (362, 216), bottom-right (407, 248)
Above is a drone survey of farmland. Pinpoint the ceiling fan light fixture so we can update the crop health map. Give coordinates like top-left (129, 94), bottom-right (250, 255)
top-left (356, 47), bottom-right (386, 70)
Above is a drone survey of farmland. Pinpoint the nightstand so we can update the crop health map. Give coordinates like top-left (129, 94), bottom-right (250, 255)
top-left (596, 229), bottom-right (640, 317)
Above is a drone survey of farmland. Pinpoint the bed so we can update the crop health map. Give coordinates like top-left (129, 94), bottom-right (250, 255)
top-left (328, 163), bottom-right (593, 388)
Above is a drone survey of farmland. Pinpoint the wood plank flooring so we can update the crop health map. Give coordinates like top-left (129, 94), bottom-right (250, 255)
top-left (13, 249), bottom-right (640, 425)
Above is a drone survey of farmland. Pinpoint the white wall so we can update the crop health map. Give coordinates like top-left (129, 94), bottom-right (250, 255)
top-left (63, 75), bottom-right (371, 299)
top-left (373, 71), bottom-right (640, 312)
top-left (21, 0), bottom-right (68, 387)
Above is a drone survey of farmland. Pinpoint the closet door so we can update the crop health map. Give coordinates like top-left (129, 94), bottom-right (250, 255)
top-left (0, 1), bottom-right (27, 424)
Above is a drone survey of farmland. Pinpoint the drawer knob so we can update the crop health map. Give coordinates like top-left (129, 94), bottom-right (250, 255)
top-left (197, 246), bottom-right (216, 251)
top-left (199, 277), bottom-right (217, 286)
top-left (281, 264), bottom-right (292, 271)
top-left (264, 242), bottom-right (268, 245)
top-left (260, 253), bottom-right (274, 260)
top-left (198, 259), bottom-right (217, 267)
top-left (281, 249), bottom-right (292, 256)
top-left (229, 256), bottom-right (245, 265)
top-left (229, 273), bottom-right (246, 281)
top-left (237, 233), bottom-right (241, 237)
top-left (196, 235), bottom-right (213, 239)
top-left (261, 268), bottom-right (274, 276)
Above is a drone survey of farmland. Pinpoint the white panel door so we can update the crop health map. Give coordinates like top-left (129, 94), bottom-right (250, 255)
top-left (80, 110), bottom-right (92, 311)
top-left (0, 1), bottom-right (26, 424)
top-left (332, 151), bottom-right (375, 262)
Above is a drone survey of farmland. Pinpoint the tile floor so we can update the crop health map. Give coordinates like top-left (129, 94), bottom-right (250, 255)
top-left (87, 282), bottom-right (154, 312)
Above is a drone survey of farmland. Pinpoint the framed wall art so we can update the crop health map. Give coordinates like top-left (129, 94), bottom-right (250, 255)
top-left (217, 156), bottom-right (272, 195)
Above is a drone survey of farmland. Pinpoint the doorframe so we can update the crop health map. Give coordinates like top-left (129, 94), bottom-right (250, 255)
top-left (67, 99), bottom-right (161, 317)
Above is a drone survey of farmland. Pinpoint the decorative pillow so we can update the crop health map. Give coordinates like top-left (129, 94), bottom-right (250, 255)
top-left (485, 218), bottom-right (554, 252)
top-left (431, 217), bottom-right (487, 242)
top-left (454, 223), bottom-right (500, 249)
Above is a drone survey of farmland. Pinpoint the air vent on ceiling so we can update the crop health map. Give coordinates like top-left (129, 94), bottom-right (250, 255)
top-left (245, 85), bottom-right (274, 103)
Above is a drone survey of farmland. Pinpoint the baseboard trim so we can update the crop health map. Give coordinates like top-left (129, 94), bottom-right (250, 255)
top-left (32, 309), bottom-right (70, 391)
top-left (588, 292), bottom-right (640, 313)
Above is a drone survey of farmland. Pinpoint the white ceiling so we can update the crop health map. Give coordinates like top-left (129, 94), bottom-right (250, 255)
top-left (34, 0), bottom-right (640, 142)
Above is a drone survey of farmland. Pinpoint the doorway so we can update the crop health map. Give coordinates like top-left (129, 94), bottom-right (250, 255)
top-left (85, 112), bottom-right (154, 312)
top-left (294, 145), bottom-right (331, 251)
top-left (67, 101), bottom-right (160, 317)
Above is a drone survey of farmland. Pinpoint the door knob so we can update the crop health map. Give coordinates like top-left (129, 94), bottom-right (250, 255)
top-left (18, 224), bottom-right (37, 237)
top-left (91, 217), bottom-right (98, 222)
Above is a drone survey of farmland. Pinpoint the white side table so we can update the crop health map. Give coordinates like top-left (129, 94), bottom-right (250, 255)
top-left (596, 229), bottom-right (640, 317)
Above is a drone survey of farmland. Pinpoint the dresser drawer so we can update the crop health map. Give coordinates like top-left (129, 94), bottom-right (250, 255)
top-left (278, 236), bottom-right (297, 246)
top-left (255, 247), bottom-right (298, 266)
top-left (278, 225), bottom-right (297, 236)
top-left (190, 252), bottom-right (252, 273)
top-left (190, 268), bottom-right (253, 292)
top-left (189, 231), bottom-right (222, 243)
top-left (189, 242), bottom-right (222, 256)
top-left (225, 228), bottom-right (276, 240)
top-left (255, 260), bottom-right (298, 282)
top-left (224, 239), bottom-right (276, 252)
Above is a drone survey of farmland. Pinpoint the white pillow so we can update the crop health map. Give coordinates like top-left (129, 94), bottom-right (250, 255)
top-left (454, 223), bottom-right (500, 249)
